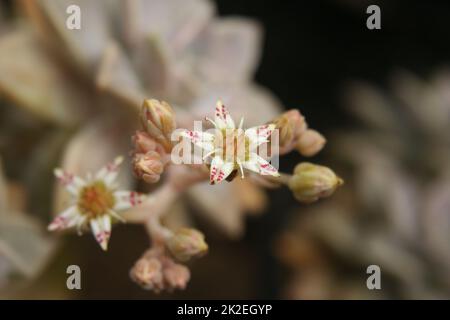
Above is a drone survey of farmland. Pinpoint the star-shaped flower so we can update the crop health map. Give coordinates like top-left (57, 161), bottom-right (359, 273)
top-left (181, 100), bottom-right (280, 184)
top-left (48, 156), bottom-right (145, 250)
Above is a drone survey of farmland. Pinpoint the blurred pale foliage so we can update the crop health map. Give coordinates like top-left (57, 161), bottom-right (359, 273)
top-left (277, 69), bottom-right (450, 299)
top-left (0, 0), bottom-right (282, 296)
top-left (0, 158), bottom-right (55, 296)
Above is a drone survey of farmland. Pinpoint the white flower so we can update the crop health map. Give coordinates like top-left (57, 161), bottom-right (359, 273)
top-left (48, 156), bottom-right (145, 251)
top-left (181, 100), bottom-right (279, 184)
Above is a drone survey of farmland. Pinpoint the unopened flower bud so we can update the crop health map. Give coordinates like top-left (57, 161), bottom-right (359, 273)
top-left (132, 151), bottom-right (164, 183)
top-left (288, 162), bottom-right (343, 204)
top-left (140, 99), bottom-right (176, 150)
top-left (166, 228), bottom-right (208, 262)
top-left (162, 260), bottom-right (191, 291)
top-left (273, 109), bottom-right (307, 149)
top-left (296, 129), bottom-right (326, 157)
top-left (132, 130), bottom-right (165, 154)
top-left (130, 255), bottom-right (164, 292)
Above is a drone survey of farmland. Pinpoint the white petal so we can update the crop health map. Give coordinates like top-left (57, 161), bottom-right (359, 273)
top-left (90, 215), bottom-right (112, 251)
top-left (95, 156), bottom-right (123, 186)
top-left (113, 191), bottom-right (146, 211)
top-left (210, 156), bottom-right (235, 184)
top-left (180, 129), bottom-right (215, 152)
top-left (48, 206), bottom-right (81, 231)
top-left (214, 100), bottom-right (235, 129)
top-left (243, 153), bottom-right (279, 177)
top-left (54, 169), bottom-right (85, 195)
top-left (245, 123), bottom-right (276, 148)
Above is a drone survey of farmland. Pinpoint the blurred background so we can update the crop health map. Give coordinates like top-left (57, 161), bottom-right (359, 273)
top-left (1, 0), bottom-right (450, 299)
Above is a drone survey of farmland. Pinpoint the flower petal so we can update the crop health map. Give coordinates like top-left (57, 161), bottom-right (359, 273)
top-left (243, 153), bottom-right (279, 177)
top-left (210, 156), bottom-right (234, 184)
top-left (54, 169), bottom-right (85, 196)
top-left (95, 156), bottom-right (123, 186)
top-left (180, 129), bottom-right (215, 152)
top-left (214, 100), bottom-right (235, 129)
top-left (48, 206), bottom-right (81, 231)
top-left (90, 215), bottom-right (112, 251)
top-left (113, 191), bottom-right (146, 211)
top-left (245, 123), bottom-right (276, 148)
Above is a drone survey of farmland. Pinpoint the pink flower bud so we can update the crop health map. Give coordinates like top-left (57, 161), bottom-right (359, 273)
top-left (140, 99), bottom-right (176, 151)
top-left (130, 255), bottom-right (164, 292)
top-left (162, 260), bottom-right (191, 291)
top-left (273, 109), bottom-right (307, 149)
top-left (296, 129), bottom-right (326, 157)
top-left (132, 130), bottom-right (165, 154)
top-left (130, 249), bottom-right (191, 292)
top-left (132, 151), bottom-right (164, 183)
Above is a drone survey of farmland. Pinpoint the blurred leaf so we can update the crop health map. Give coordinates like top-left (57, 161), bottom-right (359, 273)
top-left (0, 213), bottom-right (55, 278)
top-left (124, 0), bottom-right (214, 54)
top-left (96, 41), bottom-right (146, 111)
top-left (344, 82), bottom-right (400, 132)
top-left (132, 34), bottom-right (173, 98)
top-left (25, 130), bottom-right (71, 220)
top-left (383, 171), bottom-right (420, 244)
top-left (390, 70), bottom-right (450, 136)
top-left (188, 181), bottom-right (244, 239)
top-left (0, 28), bottom-right (90, 126)
top-left (304, 208), bottom-right (361, 258)
top-left (0, 156), bottom-right (55, 287)
top-left (20, 0), bottom-right (116, 76)
top-left (0, 158), bottom-right (7, 213)
top-left (189, 18), bottom-right (262, 85)
top-left (362, 234), bottom-right (425, 286)
top-left (423, 179), bottom-right (450, 278)
top-left (331, 131), bottom-right (403, 167)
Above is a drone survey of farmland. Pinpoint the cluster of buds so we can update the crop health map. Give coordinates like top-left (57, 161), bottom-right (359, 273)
top-left (273, 109), bottom-right (326, 157)
top-left (131, 99), bottom-right (176, 183)
top-left (130, 248), bottom-right (190, 292)
top-left (130, 227), bottom-right (207, 292)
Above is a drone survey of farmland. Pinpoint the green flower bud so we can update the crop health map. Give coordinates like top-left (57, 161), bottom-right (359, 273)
top-left (166, 228), bottom-right (208, 262)
top-left (288, 162), bottom-right (343, 203)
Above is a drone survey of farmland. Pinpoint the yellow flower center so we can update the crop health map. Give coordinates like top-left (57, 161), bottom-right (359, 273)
top-left (216, 129), bottom-right (250, 165)
top-left (78, 181), bottom-right (115, 218)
